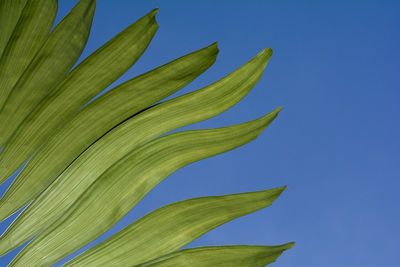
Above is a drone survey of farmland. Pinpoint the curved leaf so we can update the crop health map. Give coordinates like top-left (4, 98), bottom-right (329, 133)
top-left (136, 244), bottom-right (294, 267)
top-left (0, 42), bottom-right (218, 221)
top-left (65, 187), bottom-right (286, 266)
top-left (0, 48), bottom-right (270, 251)
top-left (0, 0), bottom-right (28, 58)
top-left (0, 0), bottom-right (58, 109)
top-left (0, 8), bottom-right (158, 181)
top-left (10, 109), bottom-right (281, 266)
top-left (0, 0), bottom-right (96, 146)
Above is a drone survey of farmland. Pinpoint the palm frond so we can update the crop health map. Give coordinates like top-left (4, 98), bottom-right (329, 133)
top-left (0, 1), bottom-right (293, 266)
top-left (0, 42), bottom-right (218, 221)
top-left (0, 47), bottom-right (271, 255)
top-left (10, 110), bottom-right (281, 266)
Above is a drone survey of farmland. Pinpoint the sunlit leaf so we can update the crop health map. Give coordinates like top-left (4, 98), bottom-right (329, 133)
top-left (0, 48), bottom-right (270, 254)
top-left (65, 187), bottom-right (286, 266)
top-left (0, 8), bottom-right (159, 182)
top-left (0, 2), bottom-right (292, 266)
top-left (10, 109), bottom-right (281, 266)
top-left (136, 244), bottom-right (294, 267)
top-left (0, 42), bottom-right (218, 222)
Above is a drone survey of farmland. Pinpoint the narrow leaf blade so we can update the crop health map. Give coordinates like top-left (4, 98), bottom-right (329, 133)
top-left (66, 187), bottom-right (286, 266)
top-left (136, 244), bottom-right (294, 267)
top-left (0, 0), bottom-right (58, 109)
top-left (0, 8), bottom-right (158, 182)
top-left (0, 0), bottom-right (96, 146)
top-left (0, 0), bottom-right (28, 57)
top-left (10, 109), bottom-right (281, 266)
top-left (0, 43), bottom-right (218, 221)
top-left (0, 48), bottom-right (271, 253)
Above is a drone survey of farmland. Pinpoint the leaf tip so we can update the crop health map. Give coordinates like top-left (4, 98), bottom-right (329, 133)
top-left (142, 8), bottom-right (159, 30)
top-left (274, 185), bottom-right (287, 198)
top-left (209, 41), bottom-right (219, 54)
top-left (260, 47), bottom-right (273, 57)
top-left (257, 107), bottom-right (283, 127)
top-left (280, 241), bottom-right (295, 251)
top-left (269, 106), bottom-right (283, 119)
top-left (279, 184), bottom-right (288, 192)
top-left (197, 42), bottom-right (219, 61)
top-left (275, 106), bottom-right (283, 113)
top-left (150, 8), bottom-right (159, 17)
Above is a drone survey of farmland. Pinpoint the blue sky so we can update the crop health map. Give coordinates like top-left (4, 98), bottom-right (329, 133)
top-left (1, 0), bottom-right (399, 266)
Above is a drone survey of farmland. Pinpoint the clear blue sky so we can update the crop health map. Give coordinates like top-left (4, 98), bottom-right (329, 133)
top-left (1, 0), bottom-right (399, 266)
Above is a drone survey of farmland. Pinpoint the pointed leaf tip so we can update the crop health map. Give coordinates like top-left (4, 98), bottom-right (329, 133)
top-left (281, 242), bottom-right (295, 251)
top-left (273, 107), bottom-right (284, 118)
top-left (144, 8), bottom-right (159, 26)
top-left (193, 42), bottom-right (219, 60)
top-left (207, 42), bottom-right (219, 54)
top-left (266, 107), bottom-right (283, 117)
top-left (273, 185), bottom-right (287, 199)
top-left (149, 8), bottom-right (159, 17)
top-left (278, 185), bottom-right (288, 193)
top-left (261, 185), bottom-right (287, 203)
top-left (259, 107), bottom-right (283, 124)
top-left (288, 242), bottom-right (295, 248)
top-left (259, 47), bottom-right (274, 57)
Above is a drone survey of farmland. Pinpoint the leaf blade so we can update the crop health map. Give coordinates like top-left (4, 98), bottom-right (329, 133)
top-left (65, 187), bottom-right (286, 266)
top-left (0, 8), bottom-right (159, 181)
top-left (0, 48), bottom-right (269, 250)
top-left (136, 244), bottom-right (294, 267)
top-left (0, 42), bottom-right (218, 221)
top-left (0, 0), bottom-right (28, 58)
top-left (0, 0), bottom-right (96, 146)
top-left (10, 109), bottom-right (281, 266)
top-left (0, 0), bottom-right (58, 109)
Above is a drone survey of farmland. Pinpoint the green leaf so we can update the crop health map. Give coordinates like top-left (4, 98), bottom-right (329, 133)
top-left (65, 187), bottom-right (286, 266)
top-left (0, 43), bottom-right (218, 222)
top-left (10, 108), bottom-right (281, 266)
top-left (0, 0), bottom-right (58, 109)
top-left (0, 8), bottom-right (158, 181)
top-left (0, 0), bottom-right (96, 147)
top-left (135, 244), bottom-right (295, 267)
top-left (0, 0), bottom-right (28, 58)
top-left (0, 48), bottom-right (271, 254)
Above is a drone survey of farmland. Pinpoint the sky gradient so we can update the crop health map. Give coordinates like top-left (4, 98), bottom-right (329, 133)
top-left (0, 0), bottom-right (399, 266)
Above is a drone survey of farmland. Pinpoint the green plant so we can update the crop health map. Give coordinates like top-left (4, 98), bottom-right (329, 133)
top-left (0, 0), bottom-right (293, 266)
